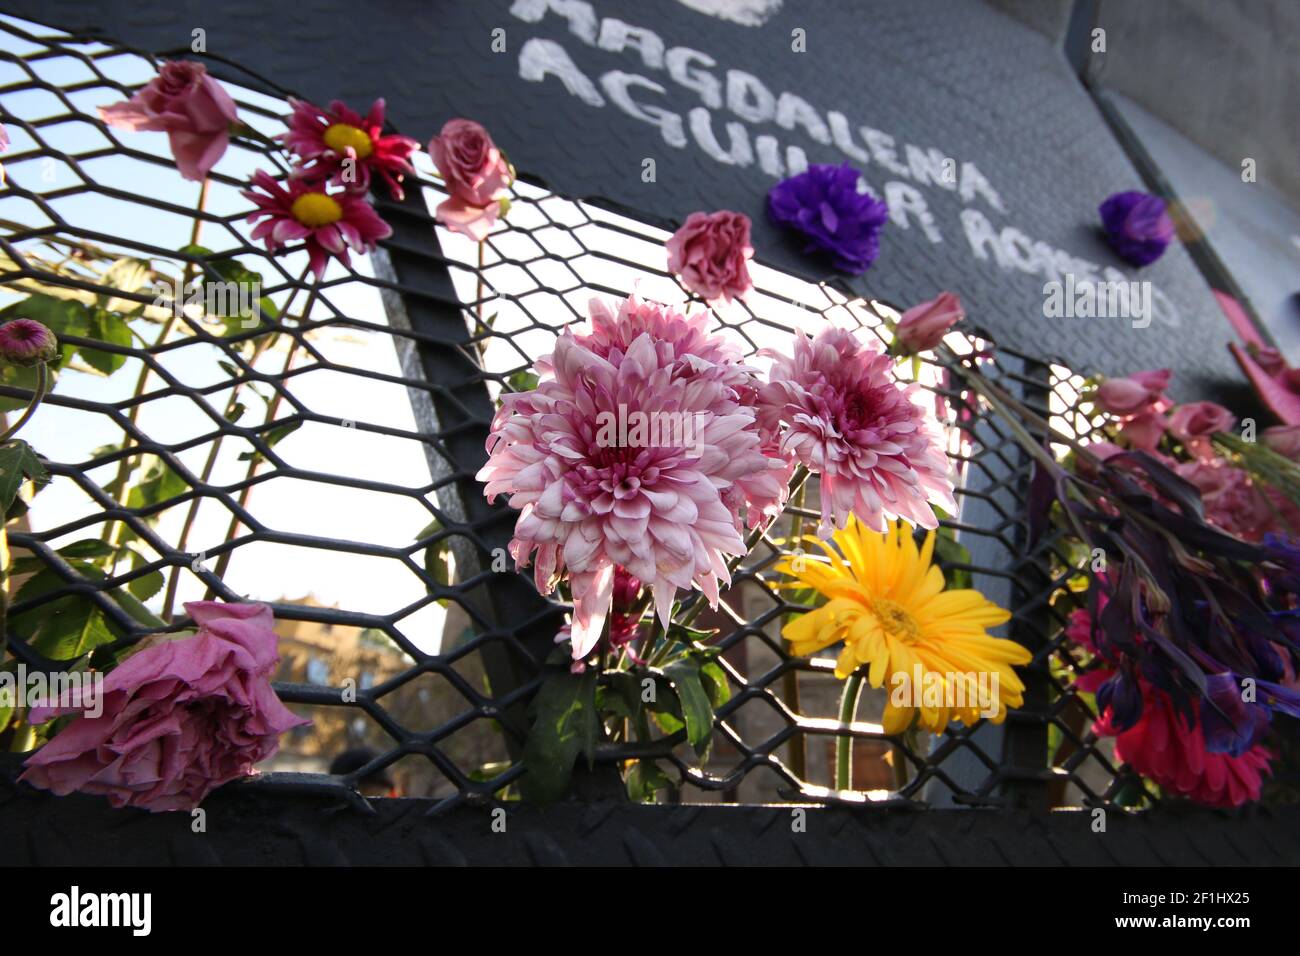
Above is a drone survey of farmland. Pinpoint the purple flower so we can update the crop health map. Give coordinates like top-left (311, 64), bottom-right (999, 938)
top-left (767, 164), bottom-right (889, 274)
top-left (0, 318), bottom-right (57, 367)
top-left (1099, 191), bottom-right (1174, 267)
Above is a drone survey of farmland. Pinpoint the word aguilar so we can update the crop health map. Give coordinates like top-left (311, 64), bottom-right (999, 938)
top-left (509, 0), bottom-right (1179, 326)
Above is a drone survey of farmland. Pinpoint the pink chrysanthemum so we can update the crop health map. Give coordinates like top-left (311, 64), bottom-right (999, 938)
top-left (478, 298), bottom-right (782, 661)
top-left (241, 170), bottom-right (392, 279)
top-left (280, 98), bottom-right (419, 200)
top-left (567, 296), bottom-right (791, 528)
top-left (758, 326), bottom-right (955, 535)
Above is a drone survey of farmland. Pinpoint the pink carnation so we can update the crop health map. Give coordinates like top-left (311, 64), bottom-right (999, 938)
top-left (758, 326), bottom-right (955, 535)
top-left (21, 601), bottom-right (308, 812)
top-left (1096, 681), bottom-right (1272, 808)
top-left (99, 60), bottom-right (238, 182)
top-left (478, 297), bottom-right (783, 660)
top-left (666, 210), bottom-right (754, 303)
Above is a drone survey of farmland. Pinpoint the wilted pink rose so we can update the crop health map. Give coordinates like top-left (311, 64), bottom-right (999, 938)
top-left (1095, 368), bottom-right (1169, 415)
top-left (895, 291), bottom-right (964, 354)
top-left (1168, 401), bottom-right (1235, 460)
top-left (98, 61), bottom-right (238, 181)
top-left (1263, 424), bottom-right (1300, 460)
top-left (429, 118), bottom-right (512, 241)
top-left (666, 210), bottom-right (754, 303)
top-left (21, 601), bottom-right (308, 812)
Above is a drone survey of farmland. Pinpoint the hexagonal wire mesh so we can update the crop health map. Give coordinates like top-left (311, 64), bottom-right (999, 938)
top-left (0, 12), bottom-right (1152, 812)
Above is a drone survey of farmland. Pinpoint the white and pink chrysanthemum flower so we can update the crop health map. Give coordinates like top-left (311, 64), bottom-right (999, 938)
top-left (280, 97), bottom-right (419, 200)
top-left (758, 326), bottom-right (955, 536)
top-left (241, 170), bottom-right (392, 279)
top-left (478, 296), bottom-right (785, 661)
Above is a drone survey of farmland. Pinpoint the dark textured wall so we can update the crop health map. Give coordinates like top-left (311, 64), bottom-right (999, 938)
top-left (0, 0), bottom-right (1242, 396)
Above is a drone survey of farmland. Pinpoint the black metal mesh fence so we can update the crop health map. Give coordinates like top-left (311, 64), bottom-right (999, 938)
top-left (0, 12), bottom-right (1152, 812)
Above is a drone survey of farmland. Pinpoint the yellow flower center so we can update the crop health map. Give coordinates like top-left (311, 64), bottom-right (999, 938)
top-left (322, 122), bottom-right (373, 159)
top-left (872, 599), bottom-right (920, 642)
top-left (290, 192), bottom-right (343, 228)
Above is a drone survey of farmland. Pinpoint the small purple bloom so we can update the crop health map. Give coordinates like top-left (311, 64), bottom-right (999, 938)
top-left (767, 163), bottom-right (889, 274)
top-left (1099, 190), bottom-right (1174, 267)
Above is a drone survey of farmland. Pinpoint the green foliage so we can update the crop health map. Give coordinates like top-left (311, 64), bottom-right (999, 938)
top-left (0, 440), bottom-right (49, 518)
top-left (520, 666), bottom-right (600, 803)
top-left (178, 244), bottom-right (280, 334)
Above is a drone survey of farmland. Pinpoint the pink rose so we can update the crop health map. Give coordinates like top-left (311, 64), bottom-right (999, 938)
top-left (1175, 460), bottom-right (1272, 541)
top-left (1263, 424), bottom-right (1300, 460)
top-left (1095, 368), bottom-right (1169, 415)
top-left (20, 601), bottom-right (308, 812)
top-left (896, 291), bottom-right (964, 353)
top-left (429, 118), bottom-right (512, 241)
top-left (1168, 401), bottom-right (1235, 460)
top-left (99, 61), bottom-right (238, 182)
top-left (666, 210), bottom-right (754, 303)
top-left (1118, 410), bottom-right (1167, 451)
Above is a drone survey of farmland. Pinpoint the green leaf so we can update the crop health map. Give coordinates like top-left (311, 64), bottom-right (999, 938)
top-left (57, 539), bottom-right (115, 561)
top-left (415, 517), bottom-right (454, 591)
top-left (124, 455), bottom-right (188, 517)
top-left (178, 244), bottom-right (279, 330)
top-left (504, 369), bottom-right (539, 394)
top-left (663, 658), bottom-right (715, 756)
top-left (520, 668), bottom-right (599, 803)
top-left (238, 420), bottom-right (302, 463)
top-left (0, 440), bottom-right (50, 517)
top-left (698, 659), bottom-right (731, 708)
top-left (225, 402), bottom-right (247, 423)
top-left (932, 525), bottom-right (973, 590)
top-left (9, 563), bottom-right (117, 661)
top-left (79, 307), bottom-right (134, 375)
top-left (626, 759), bottom-right (671, 802)
top-left (0, 363), bottom-right (55, 413)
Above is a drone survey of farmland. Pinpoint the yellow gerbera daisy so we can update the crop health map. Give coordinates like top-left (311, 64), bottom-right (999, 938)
top-left (777, 516), bottom-right (1030, 735)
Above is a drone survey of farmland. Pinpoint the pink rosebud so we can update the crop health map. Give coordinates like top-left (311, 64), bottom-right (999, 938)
top-left (1095, 368), bottom-right (1169, 416)
top-left (1168, 401), bottom-right (1236, 460)
top-left (1262, 424), bottom-right (1300, 460)
top-left (1096, 377), bottom-right (1152, 415)
top-left (20, 601), bottom-right (309, 812)
top-left (1128, 368), bottom-right (1172, 393)
top-left (99, 61), bottom-right (238, 182)
top-left (896, 291), bottom-right (964, 354)
top-left (0, 318), bottom-right (57, 367)
top-left (429, 118), bottom-right (512, 241)
top-left (666, 210), bottom-right (754, 303)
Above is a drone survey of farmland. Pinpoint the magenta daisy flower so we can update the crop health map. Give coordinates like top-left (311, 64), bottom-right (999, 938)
top-left (241, 170), bottom-right (392, 279)
top-left (759, 326), bottom-right (955, 535)
top-left (478, 298), bottom-right (784, 661)
top-left (280, 98), bottom-right (419, 200)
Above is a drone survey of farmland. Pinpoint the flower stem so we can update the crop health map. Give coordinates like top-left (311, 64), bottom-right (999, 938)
top-left (0, 362), bottom-right (46, 443)
top-left (835, 671), bottom-right (864, 791)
